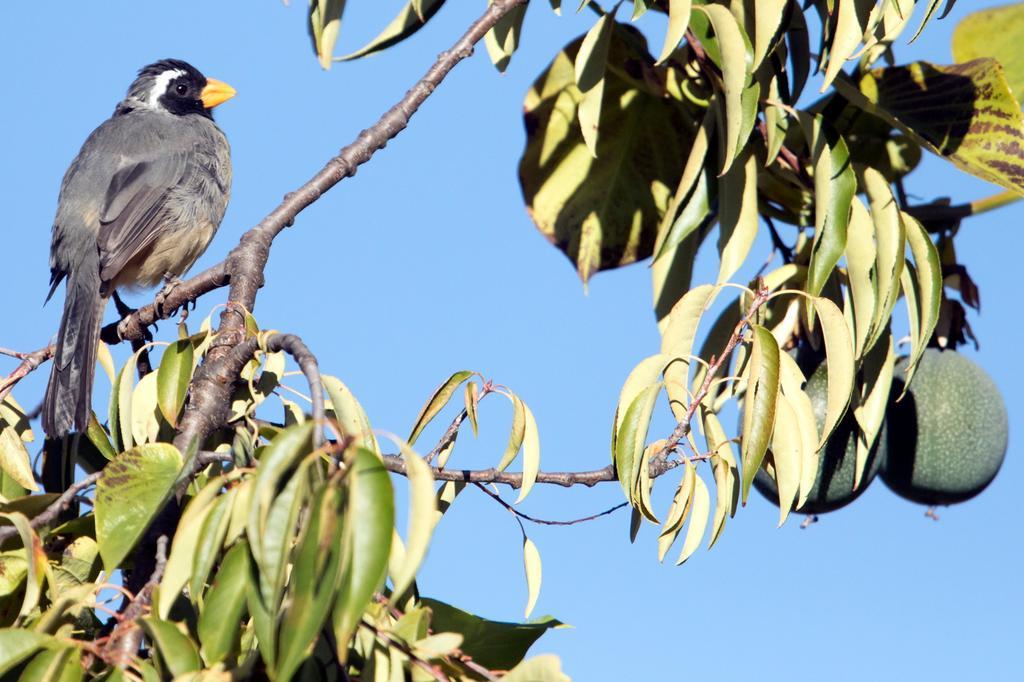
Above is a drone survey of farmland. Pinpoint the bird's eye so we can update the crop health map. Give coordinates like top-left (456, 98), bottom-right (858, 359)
top-left (175, 83), bottom-right (188, 96)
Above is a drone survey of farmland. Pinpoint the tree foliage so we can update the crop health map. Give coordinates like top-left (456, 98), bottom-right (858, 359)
top-left (0, 0), bottom-right (1017, 679)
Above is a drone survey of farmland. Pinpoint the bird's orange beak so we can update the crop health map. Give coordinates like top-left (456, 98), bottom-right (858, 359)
top-left (200, 78), bottom-right (237, 109)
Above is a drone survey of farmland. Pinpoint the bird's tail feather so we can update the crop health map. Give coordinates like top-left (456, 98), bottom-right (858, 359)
top-left (42, 273), bottom-right (106, 438)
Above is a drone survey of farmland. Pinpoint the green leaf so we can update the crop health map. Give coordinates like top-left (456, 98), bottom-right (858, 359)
top-left (156, 338), bottom-right (193, 427)
top-left (323, 375), bottom-right (378, 453)
top-left (333, 448), bottom-right (394, 661)
top-left (660, 284), bottom-right (718, 420)
top-left (95, 443), bottom-right (183, 573)
top-left (464, 381), bottom-right (479, 437)
top-left (821, 0), bottom-right (874, 91)
top-left (485, 2), bottom-right (527, 73)
top-left (740, 326), bottom-right (780, 503)
top-left (158, 474), bottom-right (232, 618)
top-left (677, 472), bottom-right (709, 564)
top-left (657, 460), bottom-right (694, 561)
top-left (652, 108), bottom-right (714, 265)
top-left (130, 372), bottom-right (160, 446)
top-left (900, 213), bottom-right (942, 389)
top-left (844, 197), bottom-right (877, 358)
top-left (751, 0), bottom-right (788, 71)
top-left (614, 383), bottom-right (663, 502)
top-left (519, 27), bottom-right (696, 284)
top-left (952, 3), bottom-right (1024, 103)
top-left (801, 114), bottom-right (855, 312)
top-left (768, 394), bottom-right (803, 526)
top-left (389, 445), bottom-right (436, 600)
top-left (656, 0), bottom-right (691, 64)
top-left (277, 486), bottom-right (345, 682)
top-left (522, 535), bottom-right (542, 618)
top-left (837, 59), bottom-right (1024, 195)
top-left (696, 4), bottom-right (752, 171)
top-left (515, 400), bottom-right (541, 504)
top-left (419, 598), bottom-right (564, 671)
top-left (703, 410), bottom-right (738, 549)
top-left (499, 393), bottom-right (527, 471)
top-left (0, 630), bottom-right (51, 676)
top-left (862, 167), bottom-right (906, 352)
top-left (188, 487), bottom-right (235, 599)
top-left (85, 413), bottom-right (116, 462)
top-left (910, 0), bottom-right (956, 43)
top-left (19, 647), bottom-right (81, 682)
top-left (716, 143), bottom-right (759, 283)
top-left (777, 353), bottom-right (819, 511)
top-left (812, 297), bottom-right (856, 449)
top-left (247, 422), bottom-right (315, 574)
top-left (336, 0), bottom-right (446, 61)
top-left (575, 10), bottom-right (616, 156)
top-left (309, 0), bottom-right (347, 69)
top-left (853, 333), bottom-right (895, 489)
top-left (613, 354), bottom-right (670, 458)
top-left (407, 371), bottom-right (473, 446)
top-left (140, 617), bottom-right (201, 677)
top-left (0, 422), bottom-right (36, 492)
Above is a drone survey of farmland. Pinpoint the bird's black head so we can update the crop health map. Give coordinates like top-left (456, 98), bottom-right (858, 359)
top-left (121, 59), bottom-right (235, 118)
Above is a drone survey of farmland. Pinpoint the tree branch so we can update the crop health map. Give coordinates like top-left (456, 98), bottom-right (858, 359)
top-left (0, 470), bottom-right (100, 545)
top-left (0, 344), bottom-right (54, 403)
top-left (173, 0), bottom-right (530, 454)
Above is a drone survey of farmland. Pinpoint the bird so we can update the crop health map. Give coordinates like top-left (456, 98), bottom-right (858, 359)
top-left (42, 59), bottom-right (235, 439)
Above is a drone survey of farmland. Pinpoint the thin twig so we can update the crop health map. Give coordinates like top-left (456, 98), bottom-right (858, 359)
top-left (0, 344), bottom-right (55, 403)
top-left (359, 620), bottom-right (453, 682)
top-left (0, 471), bottom-right (101, 545)
top-left (104, 535), bottom-right (169, 667)
top-left (655, 284), bottom-right (771, 465)
top-left (473, 482), bottom-right (629, 526)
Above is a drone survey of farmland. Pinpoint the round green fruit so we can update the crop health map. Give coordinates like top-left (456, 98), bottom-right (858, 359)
top-left (753, 354), bottom-right (885, 515)
top-left (881, 349), bottom-right (1008, 506)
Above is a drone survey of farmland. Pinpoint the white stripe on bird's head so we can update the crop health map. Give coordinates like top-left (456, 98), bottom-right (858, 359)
top-left (147, 69), bottom-right (186, 108)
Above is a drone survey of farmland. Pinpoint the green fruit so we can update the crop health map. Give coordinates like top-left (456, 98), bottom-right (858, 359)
top-left (753, 354), bottom-right (885, 515)
top-left (882, 349), bottom-right (1008, 506)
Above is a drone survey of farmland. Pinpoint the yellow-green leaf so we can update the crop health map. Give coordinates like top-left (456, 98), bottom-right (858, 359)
top-left (900, 213), bottom-right (942, 389)
top-left (614, 383), bottom-right (663, 503)
top-left (336, 0), bottom-right (446, 61)
top-left (485, 2), bottom-right (527, 72)
top-left (740, 325), bottom-right (780, 503)
top-left (309, 0), bottom-right (346, 69)
top-left (812, 297), bottom-right (855, 449)
top-left (676, 472), bottom-right (709, 564)
top-left (95, 444), bottom-right (183, 573)
top-left (575, 11), bottom-right (616, 156)
top-left (522, 535), bottom-right (542, 618)
top-left (838, 59), bottom-right (1024, 195)
top-left (407, 371), bottom-right (473, 446)
top-left (519, 28), bottom-right (696, 284)
top-left (389, 445), bottom-right (436, 599)
top-left (156, 338), bottom-right (194, 427)
top-left (696, 5), bottom-right (751, 172)
top-left (515, 400), bottom-right (541, 504)
top-left (656, 0), bottom-right (692, 64)
top-left (716, 143), bottom-right (759, 283)
top-left (953, 3), bottom-right (1024, 103)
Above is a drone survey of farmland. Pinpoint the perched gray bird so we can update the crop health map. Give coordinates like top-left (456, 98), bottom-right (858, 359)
top-left (42, 59), bottom-right (235, 437)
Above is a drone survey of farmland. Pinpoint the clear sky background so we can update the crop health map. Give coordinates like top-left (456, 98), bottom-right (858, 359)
top-left (2, 2), bottom-right (1021, 680)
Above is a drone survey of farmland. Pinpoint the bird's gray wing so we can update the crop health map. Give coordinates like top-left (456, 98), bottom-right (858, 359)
top-left (96, 152), bottom-right (188, 282)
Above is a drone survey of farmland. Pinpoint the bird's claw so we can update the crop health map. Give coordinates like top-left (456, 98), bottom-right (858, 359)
top-left (155, 275), bottom-right (183, 318)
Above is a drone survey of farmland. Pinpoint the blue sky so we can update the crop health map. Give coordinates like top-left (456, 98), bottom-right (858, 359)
top-left (2, 2), bottom-right (1021, 680)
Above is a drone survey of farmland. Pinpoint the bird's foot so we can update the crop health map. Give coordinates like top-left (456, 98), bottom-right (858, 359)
top-left (111, 291), bottom-right (136, 318)
top-left (155, 275), bottom-right (183, 318)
